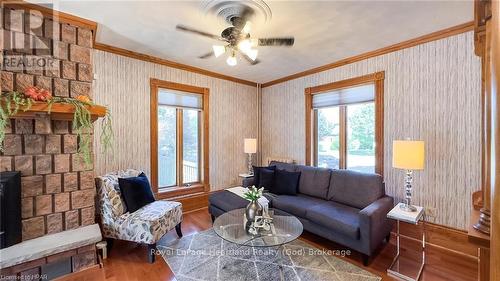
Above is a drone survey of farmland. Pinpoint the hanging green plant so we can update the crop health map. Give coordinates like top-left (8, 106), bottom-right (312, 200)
top-left (0, 88), bottom-right (113, 167)
top-left (0, 91), bottom-right (33, 151)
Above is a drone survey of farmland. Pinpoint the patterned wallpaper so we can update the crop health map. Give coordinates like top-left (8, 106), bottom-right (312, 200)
top-left (91, 50), bottom-right (258, 191)
top-left (261, 32), bottom-right (482, 230)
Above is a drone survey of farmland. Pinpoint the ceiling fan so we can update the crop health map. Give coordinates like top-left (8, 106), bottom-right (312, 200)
top-left (176, 9), bottom-right (294, 66)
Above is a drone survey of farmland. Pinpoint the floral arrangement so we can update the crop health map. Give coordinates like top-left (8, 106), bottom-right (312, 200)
top-left (243, 186), bottom-right (264, 202)
top-left (0, 87), bottom-right (113, 166)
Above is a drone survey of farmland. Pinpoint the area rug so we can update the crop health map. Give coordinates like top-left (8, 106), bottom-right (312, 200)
top-left (157, 229), bottom-right (381, 281)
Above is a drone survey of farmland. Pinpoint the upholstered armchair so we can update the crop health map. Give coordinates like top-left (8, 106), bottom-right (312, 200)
top-left (95, 169), bottom-right (183, 263)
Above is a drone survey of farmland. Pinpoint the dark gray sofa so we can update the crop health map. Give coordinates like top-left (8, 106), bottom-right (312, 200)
top-left (209, 161), bottom-right (394, 265)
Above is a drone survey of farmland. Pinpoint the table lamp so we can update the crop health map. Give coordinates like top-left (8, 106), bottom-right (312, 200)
top-left (244, 138), bottom-right (257, 175)
top-left (392, 140), bottom-right (425, 212)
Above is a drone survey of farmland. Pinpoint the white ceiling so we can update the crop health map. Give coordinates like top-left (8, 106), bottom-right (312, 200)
top-left (34, 0), bottom-right (473, 83)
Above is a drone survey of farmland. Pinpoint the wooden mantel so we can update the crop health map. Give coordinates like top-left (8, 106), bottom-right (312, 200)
top-left (5, 102), bottom-right (107, 122)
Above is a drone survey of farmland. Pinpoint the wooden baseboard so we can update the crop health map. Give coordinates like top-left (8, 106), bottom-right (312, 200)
top-left (167, 192), bottom-right (209, 213)
top-left (392, 221), bottom-right (479, 259)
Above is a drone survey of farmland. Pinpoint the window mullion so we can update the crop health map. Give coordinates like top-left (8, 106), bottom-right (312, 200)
top-left (339, 106), bottom-right (347, 169)
top-left (177, 108), bottom-right (184, 186)
top-left (313, 110), bottom-right (319, 166)
top-left (198, 110), bottom-right (202, 183)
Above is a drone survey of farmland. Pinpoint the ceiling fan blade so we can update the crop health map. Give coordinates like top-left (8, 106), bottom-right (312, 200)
top-left (241, 52), bottom-right (260, 65)
top-left (198, 51), bottom-right (214, 59)
top-left (258, 37), bottom-right (295, 46)
top-left (176, 25), bottom-right (226, 41)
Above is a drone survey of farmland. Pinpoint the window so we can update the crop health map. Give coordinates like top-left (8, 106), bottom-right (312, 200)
top-left (306, 72), bottom-right (384, 175)
top-left (151, 79), bottom-right (209, 197)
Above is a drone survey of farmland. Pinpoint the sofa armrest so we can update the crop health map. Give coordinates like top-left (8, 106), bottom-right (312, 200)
top-left (242, 176), bottom-right (255, 187)
top-left (359, 196), bottom-right (394, 253)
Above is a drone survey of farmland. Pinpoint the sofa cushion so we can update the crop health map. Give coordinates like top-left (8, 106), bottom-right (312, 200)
top-left (269, 161), bottom-right (298, 172)
top-left (295, 165), bottom-right (331, 199)
top-left (113, 200), bottom-right (183, 244)
top-left (119, 173), bottom-right (155, 213)
top-left (253, 165), bottom-right (276, 188)
top-left (327, 170), bottom-right (384, 209)
top-left (305, 201), bottom-right (361, 239)
top-left (272, 194), bottom-right (325, 218)
top-left (271, 169), bottom-right (301, 195)
top-left (259, 168), bottom-right (275, 190)
top-left (209, 191), bottom-right (249, 212)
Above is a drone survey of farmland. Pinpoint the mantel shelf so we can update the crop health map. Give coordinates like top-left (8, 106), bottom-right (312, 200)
top-left (5, 101), bottom-right (107, 122)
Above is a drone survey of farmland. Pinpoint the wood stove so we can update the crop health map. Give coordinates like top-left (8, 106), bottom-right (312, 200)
top-left (0, 171), bottom-right (21, 249)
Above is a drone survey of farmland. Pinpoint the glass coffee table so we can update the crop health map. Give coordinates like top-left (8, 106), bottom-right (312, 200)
top-left (213, 208), bottom-right (303, 280)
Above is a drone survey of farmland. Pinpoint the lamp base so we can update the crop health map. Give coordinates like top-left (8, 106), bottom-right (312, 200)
top-left (399, 203), bottom-right (417, 212)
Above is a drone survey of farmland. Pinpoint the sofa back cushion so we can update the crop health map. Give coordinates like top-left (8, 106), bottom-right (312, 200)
top-left (269, 161), bottom-right (298, 172)
top-left (295, 165), bottom-right (331, 199)
top-left (253, 165), bottom-right (276, 188)
top-left (327, 170), bottom-right (384, 209)
top-left (118, 173), bottom-right (155, 213)
top-left (272, 169), bottom-right (301, 195)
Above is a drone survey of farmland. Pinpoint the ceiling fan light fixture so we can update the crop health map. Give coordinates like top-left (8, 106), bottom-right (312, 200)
top-left (226, 55), bottom-right (237, 66)
top-left (247, 49), bottom-right (258, 61)
top-left (238, 39), bottom-right (252, 53)
top-left (213, 45), bottom-right (226, 57)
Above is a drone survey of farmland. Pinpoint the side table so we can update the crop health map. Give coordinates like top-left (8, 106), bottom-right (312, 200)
top-left (387, 203), bottom-right (426, 281)
top-left (238, 173), bottom-right (254, 187)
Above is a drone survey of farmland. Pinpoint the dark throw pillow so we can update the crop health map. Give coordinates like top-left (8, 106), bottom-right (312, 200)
top-left (118, 173), bottom-right (155, 213)
top-left (259, 168), bottom-right (275, 190)
top-left (272, 169), bottom-right (301, 195)
top-left (252, 165), bottom-right (276, 187)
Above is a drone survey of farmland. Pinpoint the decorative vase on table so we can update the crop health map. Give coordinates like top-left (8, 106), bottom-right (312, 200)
top-left (245, 200), bottom-right (263, 222)
top-left (243, 186), bottom-right (264, 233)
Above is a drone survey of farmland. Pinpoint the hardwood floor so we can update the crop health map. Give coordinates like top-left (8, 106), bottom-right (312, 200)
top-left (58, 209), bottom-right (477, 281)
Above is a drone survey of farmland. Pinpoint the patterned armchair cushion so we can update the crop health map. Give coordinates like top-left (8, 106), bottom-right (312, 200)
top-left (102, 200), bottom-right (183, 244)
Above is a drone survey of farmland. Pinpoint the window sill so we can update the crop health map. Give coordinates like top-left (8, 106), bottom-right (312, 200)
top-left (156, 183), bottom-right (208, 199)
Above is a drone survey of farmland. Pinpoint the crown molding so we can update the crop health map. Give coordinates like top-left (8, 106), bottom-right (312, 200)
top-left (93, 43), bottom-right (258, 87)
top-left (262, 21), bottom-right (475, 88)
top-left (2, 0), bottom-right (97, 31)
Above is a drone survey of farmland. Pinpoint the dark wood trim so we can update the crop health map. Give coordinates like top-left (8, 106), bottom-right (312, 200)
top-left (262, 22), bottom-right (474, 88)
top-left (150, 79), bottom-right (210, 199)
top-left (95, 43), bottom-right (257, 87)
top-left (374, 78), bottom-right (384, 175)
top-left (202, 88), bottom-right (210, 192)
top-left (339, 106), bottom-right (347, 169)
top-left (3, 0), bottom-right (98, 31)
top-left (304, 88), bottom-right (313, 165)
top-left (304, 72), bottom-right (385, 175)
top-left (490, 0), bottom-right (500, 279)
top-left (167, 192), bottom-right (209, 213)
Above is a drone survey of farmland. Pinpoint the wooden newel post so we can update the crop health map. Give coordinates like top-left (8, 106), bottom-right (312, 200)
top-left (474, 0), bottom-right (492, 235)
top-left (489, 0), bottom-right (500, 279)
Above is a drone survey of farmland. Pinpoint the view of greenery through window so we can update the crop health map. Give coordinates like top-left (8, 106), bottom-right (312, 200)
top-left (183, 110), bottom-right (199, 183)
top-left (158, 106), bottom-right (176, 187)
top-left (317, 102), bottom-right (375, 173)
top-left (158, 107), bottom-right (200, 188)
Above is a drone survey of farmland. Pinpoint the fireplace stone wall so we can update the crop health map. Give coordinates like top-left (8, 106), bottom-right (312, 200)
top-left (1, 6), bottom-right (96, 241)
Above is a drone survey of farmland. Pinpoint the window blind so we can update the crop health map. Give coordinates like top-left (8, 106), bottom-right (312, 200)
top-left (312, 84), bottom-right (375, 109)
top-left (158, 88), bottom-right (203, 109)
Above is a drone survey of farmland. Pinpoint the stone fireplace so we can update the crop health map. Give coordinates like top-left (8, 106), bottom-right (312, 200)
top-left (0, 3), bottom-right (101, 278)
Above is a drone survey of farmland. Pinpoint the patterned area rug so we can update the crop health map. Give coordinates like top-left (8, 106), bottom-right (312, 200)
top-left (158, 229), bottom-right (381, 281)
